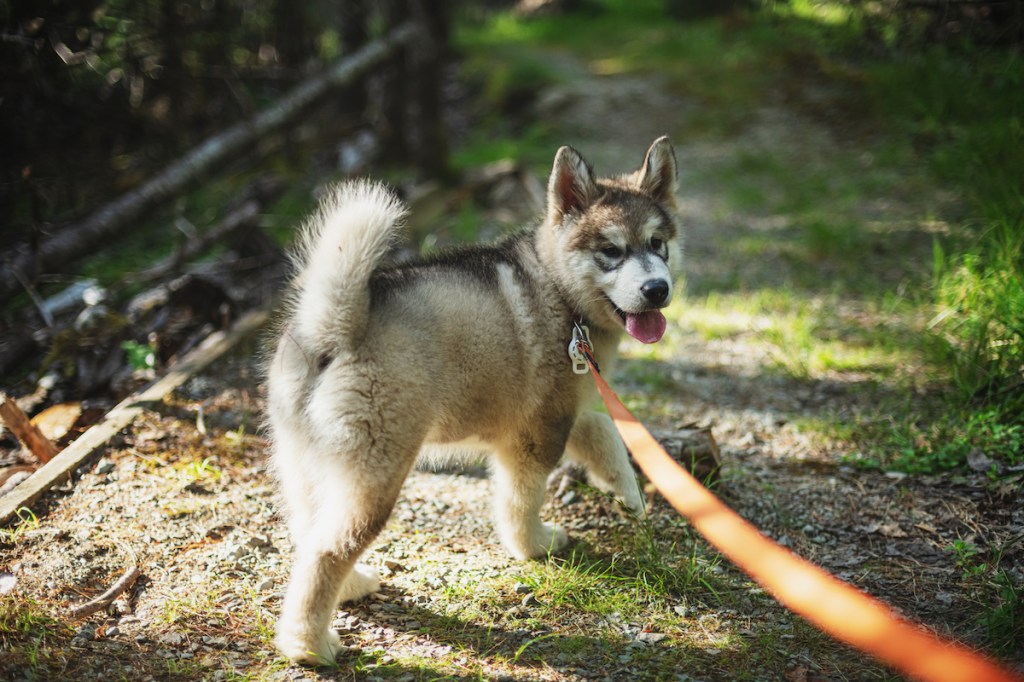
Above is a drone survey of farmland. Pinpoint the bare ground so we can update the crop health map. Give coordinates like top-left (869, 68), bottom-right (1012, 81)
top-left (3, 59), bottom-right (1023, 682)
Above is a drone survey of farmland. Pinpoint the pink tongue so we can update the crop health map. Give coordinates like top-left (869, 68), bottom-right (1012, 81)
top-left (624, 311), bottom-right (667, 344)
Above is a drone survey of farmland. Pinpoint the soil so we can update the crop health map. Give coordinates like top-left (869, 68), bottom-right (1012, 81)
top-left (2, 51), bottom-right (1023, 682)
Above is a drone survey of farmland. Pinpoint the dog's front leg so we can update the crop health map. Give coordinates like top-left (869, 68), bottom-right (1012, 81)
top-left (491, 445), bottom-right (568, 559)
top-left (564, 411), bottom-right (645, 515)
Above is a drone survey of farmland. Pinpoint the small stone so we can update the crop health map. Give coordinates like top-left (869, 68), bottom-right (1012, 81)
top-left (160, 632), bottom-right (184, 646)
top-left (384, 559), bottom-right (407, 573)
top-left (406, 620), bottom-right (421, 630)
top-left (636, 631), bottom-right (667, 644)
top-left (256, 578), bottom-right (274, 592)
top-left (111, 597), bottom-right (131, 615)
top-left (244, 534), bottom-right (271, 548)
top-left (105, 626), bottom-right (120, 638)
top-left (96, 458), bottom-right (115, 475)
top-left (560, 490), bottom-right (579, 505)
top-left (0, 573), bottom-right (16, 594)
top-left (513, 582), bottom-right (532, 595)
top-left (521, 592), bottom-right (540, 607)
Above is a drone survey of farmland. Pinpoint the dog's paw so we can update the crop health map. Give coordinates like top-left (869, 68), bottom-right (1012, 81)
top-left (505, 522), bottom-right (569, 560)
top-left (617, 483), bottom-right (646, 518)
top-left (275, 623), bottom-right (343, 666)
top-left (337, 563), bottom-right (380, 603)
top-left (544, 522), bottom-right (570, 554)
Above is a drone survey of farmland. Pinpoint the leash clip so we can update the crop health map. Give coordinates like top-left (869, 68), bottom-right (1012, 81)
top-left (568, 322), bottom-right (599, 374)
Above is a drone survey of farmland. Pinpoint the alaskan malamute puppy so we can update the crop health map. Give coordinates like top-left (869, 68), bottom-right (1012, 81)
top-left (266, 137), bottom-right (682, 664)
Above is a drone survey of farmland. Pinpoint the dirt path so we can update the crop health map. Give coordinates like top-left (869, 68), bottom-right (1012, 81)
top-left (3, 55), bottom-right (1022, 682)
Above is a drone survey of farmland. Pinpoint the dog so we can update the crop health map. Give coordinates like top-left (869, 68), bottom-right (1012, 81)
top-left (265, 136), bottom-right (683, 664)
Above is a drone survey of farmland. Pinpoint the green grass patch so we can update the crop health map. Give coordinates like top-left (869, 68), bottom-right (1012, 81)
top-left (0, 596), bottom-right (73, 674)
top-left (861, 43), bottom-right (1024, 467)
top-left (0, 507), bottom-right (41, 546)
top-left (679, 289), bottom-right (922, 381)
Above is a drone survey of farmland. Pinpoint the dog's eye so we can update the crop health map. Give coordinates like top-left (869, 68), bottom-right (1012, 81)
top-left (650, 237), bottom-right (664, 251)
top-left (601, 245), bottom-right (624, 259)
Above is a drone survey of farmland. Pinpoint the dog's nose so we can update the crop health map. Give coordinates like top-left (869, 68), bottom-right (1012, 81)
top-left (641, 279), bottom-right (669, 305)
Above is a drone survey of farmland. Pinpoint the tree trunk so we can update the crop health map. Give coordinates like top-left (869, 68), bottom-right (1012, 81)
top-left (340, 0), bottom-right (371, 117)
top-left (380, 0), bottom-right (410, 161)
top-left (410, 0), bottom-right (451, 180)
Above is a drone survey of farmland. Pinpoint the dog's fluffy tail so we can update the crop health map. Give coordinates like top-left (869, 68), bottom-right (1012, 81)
top-left (290, 180), bottom-right (407, 348)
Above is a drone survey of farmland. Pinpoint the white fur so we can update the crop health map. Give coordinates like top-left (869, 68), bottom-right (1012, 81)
top-left (291, 180), bottom-right (407, 347)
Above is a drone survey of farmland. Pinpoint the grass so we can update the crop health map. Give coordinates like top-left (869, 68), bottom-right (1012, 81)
top-left (674, 288), bottom-right (923, 383)
top-left (0, 595), bottom-right (74, 677)
top-left (947, 538), bottom-right (1024, 657)
top-left (0, 508), bottom-right (41, 546)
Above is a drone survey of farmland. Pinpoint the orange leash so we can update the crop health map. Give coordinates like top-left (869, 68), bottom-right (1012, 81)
top-left (587, 363), bottom-right (1022, 682)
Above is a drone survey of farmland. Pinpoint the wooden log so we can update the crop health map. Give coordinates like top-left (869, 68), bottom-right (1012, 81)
top-left (0, 21), bottom-right (420, 301)
top-left (549, 425), bottom-right (722, 503)
top-left (649, 426), bottom-right (722, 487)
top-left (0, 393), bottom-right (59, 464)
top-left (0, 308), bottom-right (268, 524)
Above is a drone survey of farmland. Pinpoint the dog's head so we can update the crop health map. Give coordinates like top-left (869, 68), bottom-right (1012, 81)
top-left (539, 136), bottom-right (682, 344)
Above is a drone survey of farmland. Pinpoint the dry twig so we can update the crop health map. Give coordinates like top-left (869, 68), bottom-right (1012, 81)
top-left (0, 392), bottom-right (59, 464)
top-left (68, 565), bottom-right (141, 619)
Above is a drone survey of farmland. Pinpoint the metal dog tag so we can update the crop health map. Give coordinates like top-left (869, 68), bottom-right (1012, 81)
top-left (568, 324), bottom-right (592, 375)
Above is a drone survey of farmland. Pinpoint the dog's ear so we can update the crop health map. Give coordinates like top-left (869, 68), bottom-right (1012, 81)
top-left (637, 136), bottom-right (678, 205)
top-left (547, 145), bottom-right (598, 223)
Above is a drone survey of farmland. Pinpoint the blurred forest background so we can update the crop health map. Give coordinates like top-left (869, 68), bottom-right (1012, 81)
top-left (1, 0), bottom-right (1022, 477)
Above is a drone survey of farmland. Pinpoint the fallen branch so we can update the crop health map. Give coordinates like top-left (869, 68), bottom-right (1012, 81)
top-left (129, 200), bottom-right (260, 284)
top-left (0, 307), bottom-right (269, 523)
top-left (67, 565), bottom-right (141, 619)
top-left (0, 21), bottom-right (420, 301)
top-left (0, 393), bottom-right (59, 464)
top-left (128, 175), bottom-right (286, 284)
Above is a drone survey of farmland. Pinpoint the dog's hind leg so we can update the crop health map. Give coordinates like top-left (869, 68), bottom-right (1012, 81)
top-left (564, 411), bottom-right (645, 515)
top-left (274, 457), bottom-right (406, 666)
top-left (271, 430), bottom-right (318, 546)
top-left (491, 442), bottom-right (569, 560)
